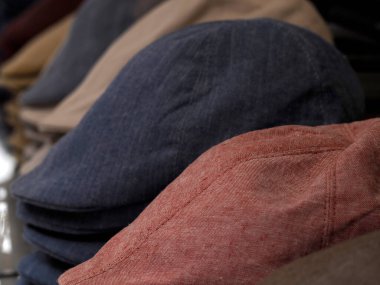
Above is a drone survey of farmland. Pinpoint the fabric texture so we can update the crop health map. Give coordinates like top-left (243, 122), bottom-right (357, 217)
top-left (259, 230), bottom-right (380, 285)
top-left (59, 118), bottom-right (380, 285)
top-left (12, 19), bottom-right (364, 212)
top-left (0, 0), bottom-right (83, 63)
top-left (12, 19), bottom-right (364, 269)
top-left (23, 0), bottom-right (334, 132)
top-left (18, 251), bottom-right (70, 285)
top-left (0, 15), bottom-right (74, 94)
top-left (17, 200), bottom-right (148, 234)
top-left (23, 225), bottom-right (112, 265)
top-left (20, 0), bottom-right (165, 106)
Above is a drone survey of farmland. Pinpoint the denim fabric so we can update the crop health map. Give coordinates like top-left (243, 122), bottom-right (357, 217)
top-left (20, 0), bottom-right (164, 106)
top-left (23, 225), bottom-right (109, 265)
top-left (18, 251), bottom-right (70, 285)
top-left (12, 19), bottom-right (364, 214)
top-left (17, 201), bottom-right (147, 234)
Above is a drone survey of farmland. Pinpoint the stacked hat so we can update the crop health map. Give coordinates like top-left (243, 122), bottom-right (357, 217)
top-left (20, 0), bottom-right (165, 106)
top-left (11, 19), bottom-right (365, 283)
top-left (59, 118), bottom-right (380, 284)
top-left (15, 0), bottom-right (334, 177)
top-left (19, 0), bottom-right (334, 133)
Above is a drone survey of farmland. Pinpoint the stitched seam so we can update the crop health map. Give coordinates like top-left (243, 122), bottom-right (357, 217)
top-left (66, 147), bottom-right (344, 285)
top-left (323, 165), bottom-right (334, 248)
top-left (326, 167), bottom-right (333, 247)
top-left (343, 123), bottom-right (355, 142)
top-left (330, 160), bottom-right (337, 243)
top-left (321, 164), bottom-right (330, 248)
top-left (322, 163), bottom-right (337, 248)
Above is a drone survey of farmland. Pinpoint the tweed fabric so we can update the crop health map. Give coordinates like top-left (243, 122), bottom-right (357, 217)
top-left (23, 0), bottom-right (334, 132)
top-left (12, 20), bottom-right (364, 212)
top-left (20, 0), bottom-right (165, 106)
top-left (0, 15), bottom-right (73, 93)
top-left (59, 119), bottom-right (380, 285)
top-left (259, 230), bottom-right (380, 285)
top-left (0, 0), bottom-right (83, 63)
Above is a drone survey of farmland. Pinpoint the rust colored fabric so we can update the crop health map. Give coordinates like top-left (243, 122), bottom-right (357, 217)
top-left (259, 230), bottom-right (380, 285)
top-left (59, 118), bottom-right (380, 285)
top-left (0, 0), bottom-right (83, 63)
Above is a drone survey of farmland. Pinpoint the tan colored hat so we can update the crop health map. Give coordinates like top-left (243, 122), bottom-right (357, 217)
top-left (0, 15), bottom-right (74, 93)
top-left (19, 142), bottom-right (53, 175)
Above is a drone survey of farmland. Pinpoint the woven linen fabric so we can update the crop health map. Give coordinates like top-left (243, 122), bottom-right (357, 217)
top-left (18, 251), bottom-right (70, 285)
top-left (259, 230), bottom-right (380, 285)
top-left (0, 15), bottom-right (74, 94)
top-left (58, 118), bottom-right (380, 285)
top-left (26, 0), bottom-right (334, 133)
top-left (20, 0), bottom-right (164, 106)
top-left (11, 19), bottom-right (364, 212)
top-left (0, 0), bottom-right (83, 63)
